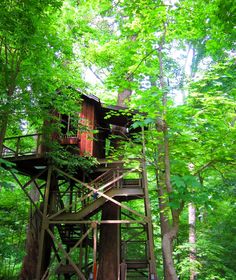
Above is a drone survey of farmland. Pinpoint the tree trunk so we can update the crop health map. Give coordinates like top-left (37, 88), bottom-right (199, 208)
top-left (0, 43), bottom-right (21, 156)
top-left (97, 202), bottom-right (120, 280)
top-left (20, 174), bottom-right (57, 279)
top-left (117, 89), bottom-right (132, 106)
top-left (158, 202), bottom-right (179, 280)
top-left (19, 205), bottom-right (41, 280)
top-left (157, 172), bottom-right (179, 280)
top-left (0, 114), bottom-right (9, 156)
top-left (155, 128), bottom-right (180, 280)
top-left (189, 202), bottom-right (197, 280)
top-left (155, 36), bottom-right (182, 279)
top-left (162, 232), bottom-right (178, 280)
top-left (98, 88), bottom-right (131, 279)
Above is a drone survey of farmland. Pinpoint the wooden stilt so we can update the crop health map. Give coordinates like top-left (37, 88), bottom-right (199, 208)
top-left (36, 166), bottom-right (52, 280)
top-left (120, 262), bottom-right (127, 280)
top-left (92, 223), bottom-right (97, 280)
top-left (142, 127), bottom-right (158, 280)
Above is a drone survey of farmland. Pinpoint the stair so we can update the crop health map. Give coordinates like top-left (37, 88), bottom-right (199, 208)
top-left (57, 224), bottom-right (93, 247)
top-left (52, 187), bottom-right (144, 222)
top-left (123, 178), bottom-right (142, 188)
top-left (126, 260), bottom-right (148, 269)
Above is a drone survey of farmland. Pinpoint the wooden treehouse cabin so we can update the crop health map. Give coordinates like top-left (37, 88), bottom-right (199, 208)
top-left (1, 92), bottom-right (158, 280)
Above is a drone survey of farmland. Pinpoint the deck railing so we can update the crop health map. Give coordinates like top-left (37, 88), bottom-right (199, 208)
top-left (2, 133), bottom-right (43, 158)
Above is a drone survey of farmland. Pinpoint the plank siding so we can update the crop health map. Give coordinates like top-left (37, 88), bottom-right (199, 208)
top-left (79, 101), bottom-right (95, 156)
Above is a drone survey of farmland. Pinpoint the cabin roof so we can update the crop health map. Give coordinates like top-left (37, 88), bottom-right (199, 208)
top-left (81, 92), bottom-right (100, 103)
top-left (79, 91), bottom-right (134, 127)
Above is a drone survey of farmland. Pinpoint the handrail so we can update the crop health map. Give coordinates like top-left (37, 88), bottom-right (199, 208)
top-left (2, 133), bottom-right (43, 158)
top-left (2, 144), bottom-right (25, 157)
top-left (98, 158), bottom-right (142, 164)
top-left (50, 167), bottom-right (140, 218)
top-left (3, 133), bottom-right (42, 141)
top-left (81, 167), bottom-right (140, 203)
top-left (60, 135), bottom-right (78, 138)
top-left (90, 168), bottom-right (114, 185)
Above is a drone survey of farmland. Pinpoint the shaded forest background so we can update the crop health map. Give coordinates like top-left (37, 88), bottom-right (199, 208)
top-left (0, 0), bottom-right (235, 279)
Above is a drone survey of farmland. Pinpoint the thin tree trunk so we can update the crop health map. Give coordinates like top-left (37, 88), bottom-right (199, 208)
top-left (157, 170), bottom-right (179, 280)
top-left (0, 42), bottom-right (21, 156)
top-left (189, 202), bottom-right (197, 280)
top-left (155, 31), bottom-right (181, 279)
top-left (0, 114), bottom-right (9, 156)
top-left (162, 232), bottom-right (178, 280)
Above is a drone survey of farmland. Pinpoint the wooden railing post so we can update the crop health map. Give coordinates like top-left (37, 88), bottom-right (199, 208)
top-left (36, 134), bottom-right (40, 155)
top-left (15, 137), bottom-right (20, 157)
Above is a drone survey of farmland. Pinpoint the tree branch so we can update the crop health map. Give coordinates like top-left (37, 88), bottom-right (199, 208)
top-left (88, 66), bottom-right (104, 84)
top-left (125, 48), bottom-right (158, 80)
top-left (193, 160), bottom-right (215, 176)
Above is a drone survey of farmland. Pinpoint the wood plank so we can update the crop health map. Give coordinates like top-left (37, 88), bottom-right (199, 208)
top-left (49, 220), bottom-right (145, 225)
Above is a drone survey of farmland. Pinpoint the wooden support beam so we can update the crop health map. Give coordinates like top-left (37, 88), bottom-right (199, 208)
top-left (47, 228), bottom-right (86, 280)
top-left (92, 223), bottom-right (97, 280)
top-left (49, 220), bottom-right (145, 224)
top-left (125, 228), bottom-right (146, 243)
top-left (51, 239), bottom-right (61, 263)
top-left (51, 226), bottom-right (93, 279)
top-left (141, 127), bottom-right (158, 280)
top-left (120, 262), bottom-right (127, 280)
top-left (10, 170), bottom-right (44, 217)
top-left (36, 166), bottom-right (52, 280)
top-left (33, 180), bottom-right (44, 199)
top-left (22, 169), bottom-right (47, 190)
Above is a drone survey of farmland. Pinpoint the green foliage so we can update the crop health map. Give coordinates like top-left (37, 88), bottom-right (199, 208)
top-left (0, 0), bottom-right (235, 278)
top-left (49, 146), bottom-right (99, 174)
top-left (0, 185), bottom-right (29, 279)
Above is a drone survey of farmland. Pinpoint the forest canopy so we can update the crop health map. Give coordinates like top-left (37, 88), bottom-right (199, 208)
top-left (0, 0), bottom-right (235, 279)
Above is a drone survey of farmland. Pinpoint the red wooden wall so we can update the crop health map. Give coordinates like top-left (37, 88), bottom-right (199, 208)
top-left (79, 101), bottom-right (95, 157)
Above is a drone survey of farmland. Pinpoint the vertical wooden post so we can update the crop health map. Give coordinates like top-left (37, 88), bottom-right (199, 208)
top-left (93, 223), bottom-right (97, 280)
top-left (79, 241), bottom-right (83, 271)
top-left (36, 134), bottom-right (40, 155)
top-left (141, 127), bottom-right (159, 280)
top-left (120, 262), bottom-right (127, 280)
top-left (36, 166), bottom-right (52, 280)
top-left (117, 209), bottom-right (121, 280)
top-left (16, 137), bottom-right (20, 157)
top-left (85, 235), bottom-right (88, 275)
top-left (69, 182), bottom-right (73, 212)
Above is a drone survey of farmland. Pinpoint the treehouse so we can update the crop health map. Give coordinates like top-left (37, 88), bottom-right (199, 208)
top-left (2, 92), bottom-right (136, 177)
top-left (58, 93), bottom-right (135, 159)
top-left (1, 91), bottom-right (158, 280)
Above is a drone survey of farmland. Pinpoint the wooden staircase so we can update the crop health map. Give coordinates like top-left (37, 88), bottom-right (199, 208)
top-left (53, 187), bottom-right (144, 222)
top-left (48, 163), bottom-right (152, 279)
top-left (2, 141), bottom-right (157, 279)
